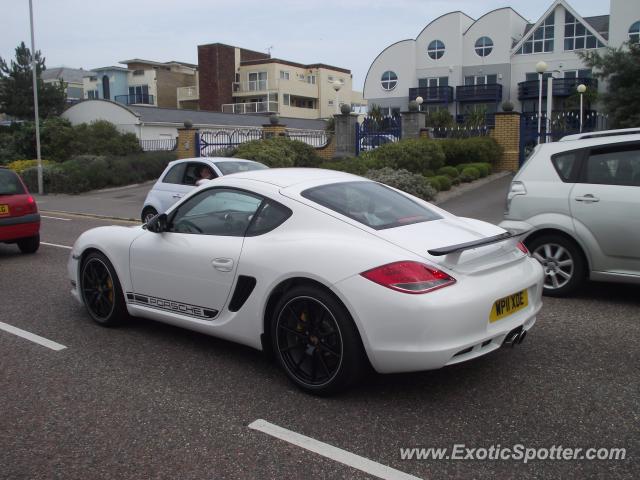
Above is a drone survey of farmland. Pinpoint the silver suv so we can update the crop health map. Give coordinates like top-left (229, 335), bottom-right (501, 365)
top-left (500, 130), bottom-right (640, 296)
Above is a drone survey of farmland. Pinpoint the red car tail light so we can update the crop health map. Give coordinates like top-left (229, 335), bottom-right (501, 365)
top-left (361, 261), bottom-right (456, 294)
top-left (516, 241), bottom-right (529, 255)
top-left (25, 195), bottom-right (38, 214)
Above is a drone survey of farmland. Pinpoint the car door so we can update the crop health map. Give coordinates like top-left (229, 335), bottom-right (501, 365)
top-left (570, 142), bottom-right (640, 274)
top-left (129, 187), bottom-right (264, 322)
top-left (152, 162), bottom-right (190, 213)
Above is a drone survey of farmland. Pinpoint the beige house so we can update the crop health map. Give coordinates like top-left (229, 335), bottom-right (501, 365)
top-left (179, 43), bottom-right (365, 119)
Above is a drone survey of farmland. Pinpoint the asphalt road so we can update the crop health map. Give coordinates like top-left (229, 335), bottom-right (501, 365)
top-left (1, 178), bottom-right (638, 479)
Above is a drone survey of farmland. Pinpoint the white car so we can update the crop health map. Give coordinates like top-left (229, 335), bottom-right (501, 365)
top-left (69, 168), bottom-right (543, 394)
top-left (501, 131), bottom-right (640, 296)
top-left (141, 157), bottom-right (267, 223)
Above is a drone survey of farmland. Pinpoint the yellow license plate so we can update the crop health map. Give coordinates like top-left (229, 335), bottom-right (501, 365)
top-left (490, 290), bottom-right (528, 323)
top-left (0, 204), bottom-right (9, 216)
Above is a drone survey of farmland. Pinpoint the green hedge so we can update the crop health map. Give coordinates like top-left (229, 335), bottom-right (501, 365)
top-left (459, 166), bottom-right (481, 182)
top-left (433, 175), bottom-right (452, 191)
top-left (456, 162), bottom-right (492, 177)
top-left (365, 168), bottom-right (437, 201)
top-left (20, 151), bottom-right (177, 194)
top-left (439, 137), bottom-right (502, 167)
top-left (0, 118), bottom-right (142, 164)
top-left (359, 138), bottom-right (445, 175)
top-left (436, 166), bottom-right (459, 178)
top-left (233, 136), bottom-right (322, 168)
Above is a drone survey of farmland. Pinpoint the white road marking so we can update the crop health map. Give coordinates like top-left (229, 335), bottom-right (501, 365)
top-left (41, 215), bottom-right (72, 221)
top-left (41, 242), bottom-right (72, 250)
top-left (0, 321), bottom-right (67, 351)
top-left (249, 419), bottom-right (422, 480)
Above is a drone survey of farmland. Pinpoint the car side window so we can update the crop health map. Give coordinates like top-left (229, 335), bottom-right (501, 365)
top-left (246, 200), bottom-right (292, 236)
top-left (162, 163), bottom-right (187, 184)
top-left (183, 162), bottom-right (218, 186)
top-left (551, 151), bottom-right (579, 182)
top-left (169, 188), bottom-right (263, 236)
top-left (582, 145), bottom-right (640, 186)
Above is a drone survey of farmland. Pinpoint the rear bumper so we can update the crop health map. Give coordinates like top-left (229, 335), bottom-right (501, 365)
top-left (333, 256), bottom-right (544, 374)
top-left (0, 214), bottom-right (40, 242)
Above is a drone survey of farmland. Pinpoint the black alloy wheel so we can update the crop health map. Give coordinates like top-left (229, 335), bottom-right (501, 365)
top-left (80, 252), bottom-right (128, 326)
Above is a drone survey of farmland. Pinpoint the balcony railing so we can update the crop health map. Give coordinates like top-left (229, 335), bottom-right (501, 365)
top-left (408, 86), bottom-right (454, 104)
top-left (114, 94), bottom-right (155, 106)
top-left (518, 77), bottom-right (598, 100)
top-left (221, 101), bottom-right (279, 114)
top-left (455, 84), bottom-right (502, 103)
top-left (232, 80), bottom-right (274, 94)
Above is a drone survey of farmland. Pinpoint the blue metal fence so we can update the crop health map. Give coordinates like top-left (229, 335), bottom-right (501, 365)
top-left (355, 116), bottom-right (401, 155)
top-left (196, 128), bottom-right (264, 157)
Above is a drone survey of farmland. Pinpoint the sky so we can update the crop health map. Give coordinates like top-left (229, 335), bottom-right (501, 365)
top-left (1, 0), bottom-right (607, 91)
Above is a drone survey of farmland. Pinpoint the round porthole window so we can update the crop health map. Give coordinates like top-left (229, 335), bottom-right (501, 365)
top-left (380, 71), bottom-right (398, 91)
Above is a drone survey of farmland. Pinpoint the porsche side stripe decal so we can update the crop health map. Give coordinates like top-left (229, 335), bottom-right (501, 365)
top-left (125, 292), bottom-right (218, 320)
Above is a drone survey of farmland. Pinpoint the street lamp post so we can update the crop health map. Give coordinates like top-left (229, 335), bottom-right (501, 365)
top-left (577, 84), bottom-right (587, 133)
top-left (332, 80), bottom-right (343, 115)
top-left (415, 96), bottom-right (424, 111)
top-left (29, 0), bottom-right (43, 195)
top-left (536, 61), bottom-right (548, 145)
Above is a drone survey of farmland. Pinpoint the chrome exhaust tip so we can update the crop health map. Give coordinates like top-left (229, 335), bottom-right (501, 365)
top-left (503, 329), bottom-right (521, 348)
top-left (517, 330), bottom-right (527, 344)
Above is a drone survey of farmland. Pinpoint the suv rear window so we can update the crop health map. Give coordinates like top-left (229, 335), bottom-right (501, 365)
top-left (551, 151), bottom-right (579, 181)
top-left (301, 181), bottom-right (441, 230)
top-left (0, 169), bottom-right (26, 195)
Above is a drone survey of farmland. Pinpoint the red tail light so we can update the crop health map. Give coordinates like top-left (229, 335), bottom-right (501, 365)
top-left (26, 195), bottom-right (38, 214)
top-left (361, 261), bottom-right (456, 294)
top-left (516, 242), bottom-right (529, 255)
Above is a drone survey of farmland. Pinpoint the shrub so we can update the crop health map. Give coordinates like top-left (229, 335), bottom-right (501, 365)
top-left (436, 166), bottom-right (459, 178)
top-left (20, 151), bottom-right (176, 194)
top-left (321, 157), bottom-right (368, 175)
top-left (425, 176), bottom-right (441, 192)
top-left (434, 175), bottom-right (452, 191)
top-left (456, 162), bottom-right (492, 177)
top-left (7, 159), bottom-right (54, 174)
top-left (233, 136), bottom-right (322, 168)
top-left (440, 137), bottom-right (503, 166)
top-left (459, 166), bottom-right (481, 182)
top-left (365, 167), bottom-right (437, 201)
top-left (359, 138), bottom-right (445, 175)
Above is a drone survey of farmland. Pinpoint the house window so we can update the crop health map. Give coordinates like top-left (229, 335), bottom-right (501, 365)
top-left (328, 100), bottom-right (334, 106)
top-left (128, 85), bottom-right (150, 103)
top-left (629, 21), bottom-right (640, 43)
top-left (563, 69), bottom-right (592, 79)
top-left (418, 77), bottom-right (448, 88)
top-left (427, 40), bottom-right (445, 60)
top-left (283, 94), bottom-right (290, 106)
top-left (88, 76), bottom-right (97, 82)
top-left (475, 37), bottom-right (494, 57)
top-left (380, 71), bottom-right (398, 91)
top-left (306, 75), bottom-right (316, 85)
top-left (517, 12), bottom-right (555, 54)
top-left (464, 74), bottom-right (497, 85)
top-left (87, 90), bottom-right (99, 99)
top-left (280, 70), bottom-right (290, 80)
top-left (248, 72), bottom-right (267, 91)
top-left (525, 72), bottom-right (552, 82)
top-left (133, 69), bottom-right (145, 76)
top-left (564, 11), bottom-right (604, 50)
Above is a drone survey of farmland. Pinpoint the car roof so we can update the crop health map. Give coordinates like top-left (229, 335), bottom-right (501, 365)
top-left (535, 133), bottom-right (640, 155)
top-left (229, 168), bottom-right (362, 188)
top-left (170, 157), bottom-right (258, 164)
top-left (560, 128), bottom-right (640, 141)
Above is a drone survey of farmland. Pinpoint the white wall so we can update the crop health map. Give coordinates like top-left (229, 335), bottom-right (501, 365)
top-left (363, 39), bottom-right (416, 107)
top-left (609, 0), bottom-right (640, 48)
top-left (139, 125), bottom-right (178, 140)
top-left (61, 100), bottom-right (141, 137)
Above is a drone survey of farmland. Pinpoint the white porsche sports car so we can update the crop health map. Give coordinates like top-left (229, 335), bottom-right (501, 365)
top-left (68, 168), bottom-right (544, 394)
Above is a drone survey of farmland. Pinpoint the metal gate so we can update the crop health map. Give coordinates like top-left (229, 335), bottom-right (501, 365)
top-left (355, 116), bottom-right (401, 155)
top-left (196, 128), bottom-right (263, 157)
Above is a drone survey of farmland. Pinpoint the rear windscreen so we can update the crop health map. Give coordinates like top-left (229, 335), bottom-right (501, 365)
top-left (301, 181), bottom-right (441, 230)
top-left (0, 169), bottom-right (26, 195)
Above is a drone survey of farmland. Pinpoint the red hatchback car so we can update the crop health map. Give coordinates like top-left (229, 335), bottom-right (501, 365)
top-left (0, 167), bottom-right (40, 254)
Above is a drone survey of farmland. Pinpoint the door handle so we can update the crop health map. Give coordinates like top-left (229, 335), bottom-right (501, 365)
top-left (575, 194), bottom-right (599, 203)
top-left (212, 258), bottom-right (234, 272)
top-left (172, 194), bottom-right (184, 199)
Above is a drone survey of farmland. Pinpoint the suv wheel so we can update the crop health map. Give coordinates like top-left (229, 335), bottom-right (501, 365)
top-left (527, 234), bottom-right (586, 297)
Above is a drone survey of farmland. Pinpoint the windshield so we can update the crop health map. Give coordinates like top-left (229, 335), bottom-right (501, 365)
top-left (301, 181), bottom-right (441, 230)
top-left (0, 169), bottom-right (26, 195)
top-left (214, 161), bottom-right (268, 175)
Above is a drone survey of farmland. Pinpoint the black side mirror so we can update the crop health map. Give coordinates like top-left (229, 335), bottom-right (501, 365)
top-left (146, 213), bottom-right (168, 233)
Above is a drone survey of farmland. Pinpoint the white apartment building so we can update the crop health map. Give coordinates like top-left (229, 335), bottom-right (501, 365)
top-left (364, 0), bottom-right (640, 118)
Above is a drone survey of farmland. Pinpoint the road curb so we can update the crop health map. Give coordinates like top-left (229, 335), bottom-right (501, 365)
top-left (434, 171), bottom-right (512, 205)
top-left (41, 210), bottom-right (139, 223)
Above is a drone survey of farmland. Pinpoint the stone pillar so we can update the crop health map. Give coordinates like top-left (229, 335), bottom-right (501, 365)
top-left (262, 123), bottom-right (287, 138)
top-left (490, 112), bottom-right (521, 172)
top-left (401, 111), bottom-right (426, 139)
top-left (316, 135), bottom-right (336, 160)
top-left (334, 113), bottom-right (358, 158)
top-left (177, 123), bottom-right (197, 159)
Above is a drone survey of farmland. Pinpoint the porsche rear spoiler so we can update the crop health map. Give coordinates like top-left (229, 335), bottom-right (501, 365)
top-left (427, 230), bottom-right (530, 257)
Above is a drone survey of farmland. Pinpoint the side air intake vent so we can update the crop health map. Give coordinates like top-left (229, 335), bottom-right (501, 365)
top-left (228, 276), bottom-right (257, 312)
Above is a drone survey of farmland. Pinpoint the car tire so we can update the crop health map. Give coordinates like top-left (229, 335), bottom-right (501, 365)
top-left (527, 234), bottom-right (586, 297)
top-left (17, 234), bottom-right (40, 254)
top-left (141, 207), bottom-right (158, 224)
top-left (80, 251), bottom-right (129, 326)
top-left (271, 285), bottom-right (365, 395)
